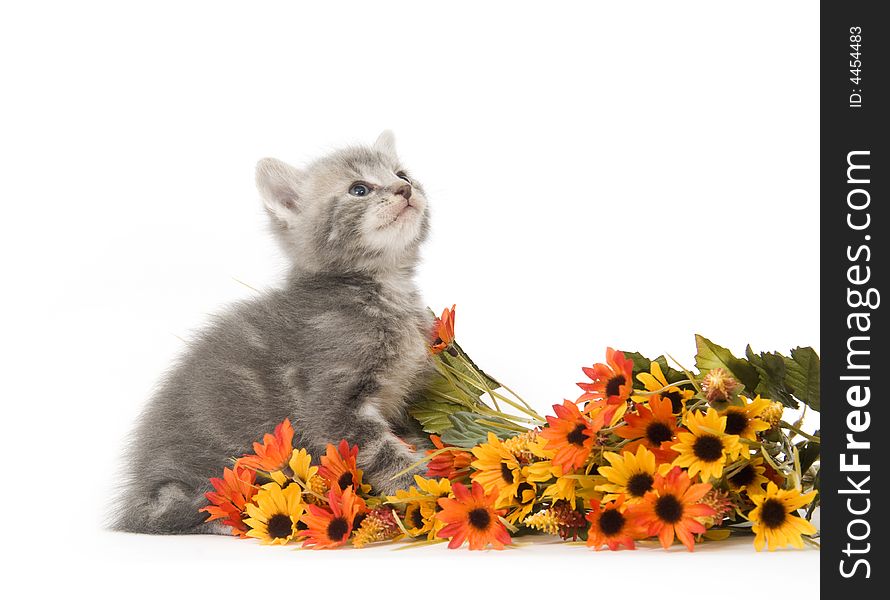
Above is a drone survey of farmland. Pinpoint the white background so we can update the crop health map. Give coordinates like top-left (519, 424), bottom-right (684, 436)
top-left (0, 1), bottom-right (819, 597)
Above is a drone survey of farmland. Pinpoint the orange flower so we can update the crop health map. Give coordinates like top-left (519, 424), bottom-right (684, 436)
top-left (586, 496), bottom-right (640, 551)
top-left (200, 465), bottom-right (257, 537)
top-left (318, 439), bottom-right (370, 494)
top-left (236, 418), bottom-right (295, 472)
top-left (615, 395), bottom-right (680, 463)
top-left (437, 481), bottom-right (511, 550)
top-left (430, 305), bottom-right (456, 354)
top-left (577, 347), bottom-right (634, 403)
top-left (539, 400), bottom-right (597, 472)
top-left (299, 486), bottom-right (366, 549)
top-left (426, 435), bottom-right (473, 481)
top-left (627, 466), bottom-right (715, 551)
top-left (577, 348), bottom-right (635, 424)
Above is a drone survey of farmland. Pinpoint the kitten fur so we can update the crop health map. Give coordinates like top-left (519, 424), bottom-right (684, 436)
top-left (112, 131), bottom-right (435, 534)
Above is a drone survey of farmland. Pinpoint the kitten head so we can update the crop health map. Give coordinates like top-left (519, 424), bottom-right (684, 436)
top-left (255, 131), bottom-right (430, 274)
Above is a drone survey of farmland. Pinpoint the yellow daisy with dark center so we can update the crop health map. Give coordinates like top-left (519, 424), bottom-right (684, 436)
top-left (244, 482), bottom-right (304, 545)
top-left (748, 482), bottom-right (817, 551)
top-left (597, 445), bottom-right (668, 503)
top-left (671, 409), bottom-right (743, 481)
top-left (720, 395), bottom-right (772, 442)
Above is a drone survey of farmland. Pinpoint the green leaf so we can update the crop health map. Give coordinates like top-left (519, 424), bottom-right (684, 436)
top-left (408, 399), bottom-right (465, 434)
top-left (439, 412), bottom-right (517, 446)
top-left (784, 347), bottom-right (820, 411)
top-left (694, 334), bottom-right (760, 393)
top-left (746, 346), bottom-right (799, 409)
top-left (796, 438), bottom-right (820, 474)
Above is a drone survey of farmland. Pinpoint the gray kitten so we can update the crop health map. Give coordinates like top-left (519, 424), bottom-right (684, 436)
top-left (112, 131), bottom-right (435, 534)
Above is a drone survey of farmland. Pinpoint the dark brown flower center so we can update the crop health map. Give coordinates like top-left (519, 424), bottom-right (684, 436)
top-left (662, 391), bottom-right (683, 413)
top-left (645, 421), bottom-right (673, 445)
top-left (267, 513), bottom-right (293, 539)
top-left (408, 506), bottom-right (425, 529)
top-left (500, 462), bottom-right (515, 484)
top-left (605, 375), bottom-right (626, 398)
top-left (327, 516), bottom-right (350, 541)
top-left (760, 499), bottom-right (788, 529)
top-left (598, 508), bottom-right (626, 536)
top-left (692, 434), bottom-right (724, 462)
top-left (730, 464), bottom-right (756, 488)
top-left (626, 472), bottom-right (655, 497)
top-left (567, 423), bottom-right (589, 446)
top-left (724, 410), bottom-right (749, 436)
top-left (468, 507), bottom-right (491, 530)
top-left (516, 482), bottom-right (535, 503)
top-left (338, 471), bottom-right (354, 489)
top-left (654, 494), bottom-right (683, 524)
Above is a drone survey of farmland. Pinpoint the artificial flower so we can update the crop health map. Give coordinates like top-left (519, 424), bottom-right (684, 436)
top-left (471, 432), bottom-right (522, 501)
top-left (633, 361), bottom-right (695, 414)
top-left (748, 483), bottom-right (817, 551)
top-left (539, 400), bottom-right (597, 472)
top-left (502, 481), bottom-right (538, 524)
top-left (352, 507), bottom-right (403, 548)
top-left (237, 418), bottom-right (295, 472)
top-left (615, 395), bottom-right (681, 462)
top-left (577, 347), bottom-right (635, 425)
top-left (300, 485), bottom-right (366, 549)
top-left (726, 455), bottom-right (770, 494)
top-left (671, 409), bottom-right (744, 481)
top-left (437, 481), bottom-right (511, 550)
top-left (700, 368), bottom-right (739, 405)
top-left (200, 465), bottom-right (257, 537)
top-left (426, 435), bottom-right (473, 481)
top-left (628, 467), bottom-right (715, 551)
top-left (586, 496), bottom-right (639, 551)
top-left (243, 482), bottom-right (304, 545)
top-left (720, 395), bottom-right (771, 441)
top-left (597, 445), bottom-right (669, 503)
top-left (318, 439), bottom-right (371, 494)
top-left (430, 305), bottom-right (456, 354)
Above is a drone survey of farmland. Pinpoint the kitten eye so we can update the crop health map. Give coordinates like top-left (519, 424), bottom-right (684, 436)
top-left (348, 182), bottom-right (371, 197)
top-left (396, 171), bottom-right (410, 183)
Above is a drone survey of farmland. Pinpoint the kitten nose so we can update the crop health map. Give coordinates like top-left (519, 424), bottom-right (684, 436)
top-left (394, 183), bottom-right (412, 201)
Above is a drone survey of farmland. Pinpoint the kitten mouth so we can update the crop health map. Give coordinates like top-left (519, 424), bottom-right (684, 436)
top-left (380, 204), bottom-right (415, 229)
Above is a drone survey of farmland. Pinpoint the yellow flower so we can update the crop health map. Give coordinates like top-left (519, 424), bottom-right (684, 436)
top-left (289, 448), bottom-right (318, 483)
top-left (671, 409), bottom-right (744, 481)
top-left (726, 455), bottom-right (770, 494)
top-left (500, 478), bottom-right (538, 524)
top-left (471, 432), bottom-right (522, 501)
top-left (721, 395), bottom-right (771, 441)
top-left (597, 445), bottom-right (671, 502)
top-left (244, 482), bottom-right (304, 545)
top-left (388, 475), bottom-right (452, 539)
top-left (748, 482), bottom-right (817, 551)
top-left (633, 361), bottom-right (695, 414)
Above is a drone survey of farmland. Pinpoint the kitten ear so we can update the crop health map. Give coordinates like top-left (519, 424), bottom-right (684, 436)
top-left (255, 158), bottom-right (303, 224)
top-left (373, 130), bottom-right (397, 157)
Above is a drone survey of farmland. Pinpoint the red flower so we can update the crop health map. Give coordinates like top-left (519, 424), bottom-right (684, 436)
top-left (577, 348), bottom-right (634, 403)
top-left (430, 305), bottom-right (456, 354)
top-left (615, 395), bottom-right (681, 463)
top-left (200, 466), bottom-right (257, 537)
top-left (539, 400), bottom-right (597, 472)
top-left (318, 439), bottom-right (368, 493)
top-left (237, 418), bottom-right (295, 472)
top-left (437, 482), bottom-right (511, 550)
top-left (586, 495), bottom-right (641, 551)
top-left (626, 467), bottom-right (715, 551)
top-left (426, 435), bottom-right (472, 481)
top-left (299, 486), bottom-right (366, 549)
